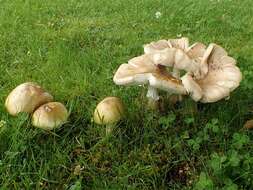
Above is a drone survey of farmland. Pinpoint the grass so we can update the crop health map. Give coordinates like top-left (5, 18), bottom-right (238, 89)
top-left (0, 0), bottom-right (253, 189)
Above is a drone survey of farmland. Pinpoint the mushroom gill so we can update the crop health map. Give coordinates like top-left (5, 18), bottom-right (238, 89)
top-left (182, 43), bottom-right (242, 103)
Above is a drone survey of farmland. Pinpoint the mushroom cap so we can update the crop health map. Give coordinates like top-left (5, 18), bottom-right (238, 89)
top-left (186, 42), bottom-right (207, 60)
top-left (182, 44), bottom-right (242, 103)
top-left (5, 82), bottom-right (53, 116)
top-left (181, 74), bottom-right (203, 102)
top-left (113, 54), bottom-right (187, 95)
top-left (113, 55), bottom-right (156, 85)
top-left (93, 97), bottom-right (124, 125)
top-left (144, 37), bottom-right (189, 54)
top-left (32, 102), bottom-right (68, 130)
top-left (144, 38), bottom-right (209, 79)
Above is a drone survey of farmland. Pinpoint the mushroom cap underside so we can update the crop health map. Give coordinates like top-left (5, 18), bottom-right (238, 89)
top-left (114, 38), bottom-right (242, 103)
top-left (113, 55), bottom-right (186, 95)
top-left (182, 44), bottom-right (242, 103)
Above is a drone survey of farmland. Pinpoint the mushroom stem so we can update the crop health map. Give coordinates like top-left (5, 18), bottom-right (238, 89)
top-left (171, 68), bottom-right (183, 102)
top-left (146, 86), bottom-right (159, 109)
top-left (106, 124), bottom-right (115, 135)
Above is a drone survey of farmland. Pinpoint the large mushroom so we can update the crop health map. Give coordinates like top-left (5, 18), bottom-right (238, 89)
top-left (181, 43), bottom-right (242, 102)
top-left (5, 82), bottom-right (53, 116)
top-left (113, 37), bottom-right (206, 107)
top-left (113, 53), bottom-right (187, 108)
top-left (113, 37), bottom-right (242, 106)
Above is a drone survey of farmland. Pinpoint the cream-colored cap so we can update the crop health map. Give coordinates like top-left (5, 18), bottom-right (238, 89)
top-left (93, 97), bottom-right (124, 125)
top-left (32, 102), bottom-right (68, 130)
top-left (182, 44), bottom-right (242, 103)
top-left (5, 82), bottom-right (53, 116)
top-left (113, 54), bottom-right (186, 95)
top-left (144, 38), bottom-right (209, 80)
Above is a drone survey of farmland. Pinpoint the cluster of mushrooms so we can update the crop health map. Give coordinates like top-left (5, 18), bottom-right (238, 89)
top-left (5, 82), bottom-right (68, 130)
top-left (5, 37), bottom-right (243, 131)
top-left (5, 82), bottom-right (124, 132)
top-left (113, 37), bottom-right (242, 108)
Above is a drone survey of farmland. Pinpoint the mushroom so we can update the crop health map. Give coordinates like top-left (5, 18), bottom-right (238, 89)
top-left (93, 97), bottom-right (124, 134)
top-left (144, 37), bottom-right (189, 54)
top-left (5, 82), bottom-right (53, 116)
top-left (32, 102), bottom-right (68, 130)
top-left (113, 38), bottom-right (200, 108)
top-left (144, 38), bottom-right (190, 79)
top-left (181, 43), bottom-right (242, 103)
top-left (113, 37), bottom-right (242, 108)
top-left (113, 54), bottom-right (187, 108)
top-left (144, 39), bottom-right (212, 80)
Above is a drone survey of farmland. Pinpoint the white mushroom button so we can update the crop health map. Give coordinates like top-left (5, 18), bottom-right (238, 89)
top-left (5, 82), bottom-right (53, 116)
top-left (32, 102), bottom-right (68, 130)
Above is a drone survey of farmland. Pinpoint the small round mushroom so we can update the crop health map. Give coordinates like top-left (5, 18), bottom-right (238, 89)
top-left (32, 102), bottom-right (68, 130)
top-left (5, 82), bottom-right (53, 116)
top-left (93, 97), bottom-right (124, 134)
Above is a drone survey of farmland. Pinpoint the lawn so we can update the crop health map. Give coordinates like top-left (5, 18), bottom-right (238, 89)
top-left (0, 0), bottom-right (253, 189)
